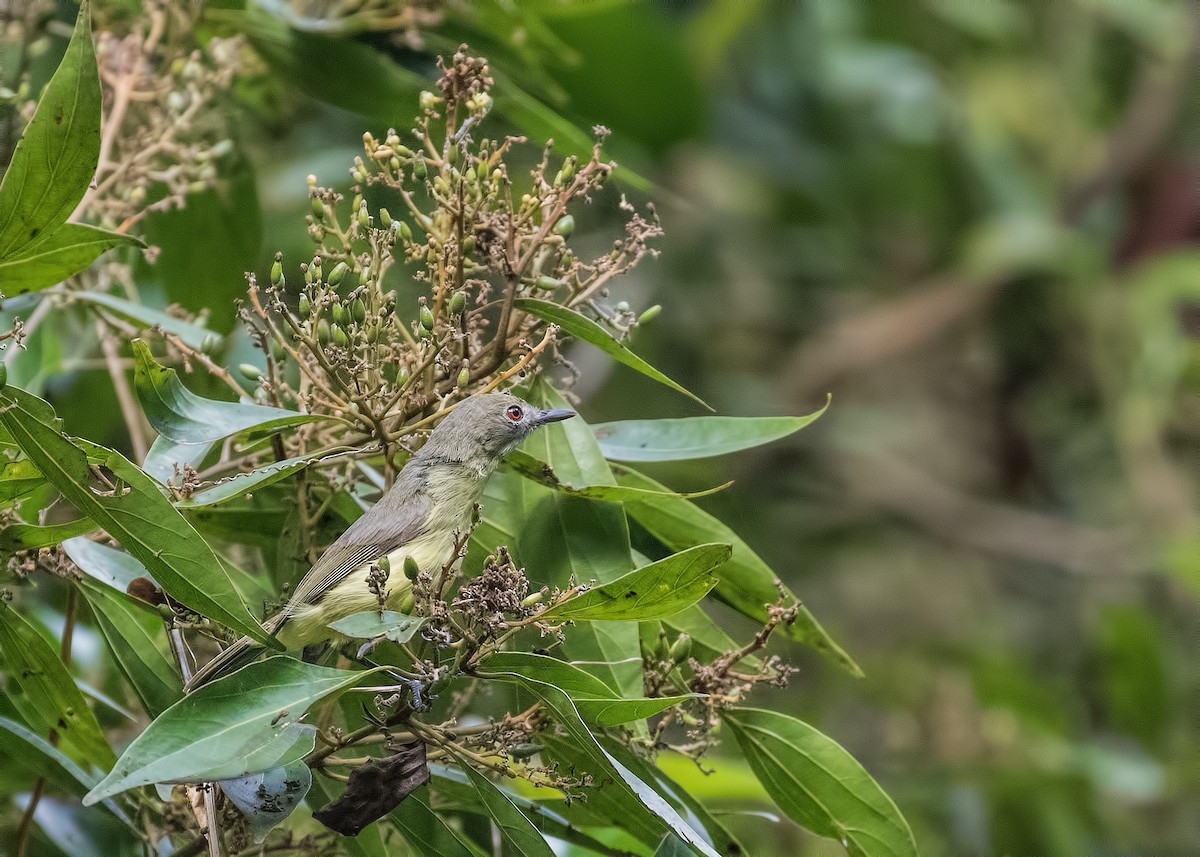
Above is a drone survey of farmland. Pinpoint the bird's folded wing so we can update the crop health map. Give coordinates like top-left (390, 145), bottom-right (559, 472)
top-left (283, 489), bottom-right (432, 614)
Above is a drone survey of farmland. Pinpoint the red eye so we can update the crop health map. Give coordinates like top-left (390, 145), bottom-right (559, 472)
top-left (506, 405), bottom-right (523, 421)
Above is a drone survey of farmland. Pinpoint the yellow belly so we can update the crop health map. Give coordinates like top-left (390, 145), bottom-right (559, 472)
top-left (275, 527), bottom-right (459, 649)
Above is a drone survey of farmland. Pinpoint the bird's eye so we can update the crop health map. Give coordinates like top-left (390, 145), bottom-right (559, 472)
top-left (506, 405), bottom-right (523, 421)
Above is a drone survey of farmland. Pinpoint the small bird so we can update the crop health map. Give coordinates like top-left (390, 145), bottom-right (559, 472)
top-left (186, 393), bottom-right (574, 689)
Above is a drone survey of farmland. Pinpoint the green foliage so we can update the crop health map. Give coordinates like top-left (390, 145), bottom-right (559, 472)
top-left (11, 0), bottom-right (1191, 853)
top-left (0, 0), bottom-right (140, 295)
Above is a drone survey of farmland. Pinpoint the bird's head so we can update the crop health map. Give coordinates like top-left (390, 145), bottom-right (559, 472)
top-left (418, 392), bottom-right (575, 464)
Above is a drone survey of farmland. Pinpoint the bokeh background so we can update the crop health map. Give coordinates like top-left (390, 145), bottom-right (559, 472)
top-left (5, 0), bottom-right (1199, 854)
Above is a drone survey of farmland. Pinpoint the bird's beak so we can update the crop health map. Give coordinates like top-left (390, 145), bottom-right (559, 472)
top-left (536, 407), bottom-right (576, 425)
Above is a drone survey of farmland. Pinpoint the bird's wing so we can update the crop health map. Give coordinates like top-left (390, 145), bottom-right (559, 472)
top-left (283, 487), bottom-right (432, 614)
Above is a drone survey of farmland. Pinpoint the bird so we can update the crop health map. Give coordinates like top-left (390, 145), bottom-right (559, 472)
top-left (185, 392), bottom-right (575, 690)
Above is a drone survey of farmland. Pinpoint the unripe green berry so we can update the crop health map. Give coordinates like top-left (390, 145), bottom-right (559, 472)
top-left (456, 363), bottom-right (470, 388)
top-left (534, 275), bottom-right (561, 291)
top-left (328, 262), bottom-right (348, 286)
top-left (419, 304), bottom-right (435, 331)
top-left (521, 591), bottom-right (544, 608)
top-left (399, 592), bottom-right (415, 614)
top-left (398, 221), bottom-right (413, 242)
top-left (331, 324), bottom-right (349, 347)
top-left (379, 208), bottom-right (392, 228)
top-left (270, 256), bottom-right (283, 286)
top-left (316, 318), bottom-right (331, 344)
top-left (403, 555), bottom-right (420, 581)
top-left (553, 214), bottom-right (575, 238)
top-left (638, 304), bottom-right (662, 325)
top-left (351, 298), bottom-right (366, 325)
top-left (412, 159), bottom-right (427, 180)
top-left (310, 197), bottom-right (325, 220)
top-left (238, 363), bottom-right (263, 381)
top-left (332, 303), bottom-right (347, 325)
top-left (298, 295), bottom-right (311, 316)
top-left (669, 633), bottom-right (691, 664)
top-left (448, 292), bottom-right (466, 316)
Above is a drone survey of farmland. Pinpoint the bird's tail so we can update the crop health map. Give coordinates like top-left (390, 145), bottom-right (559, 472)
top-left (185, 635), bottom-right (264, 691)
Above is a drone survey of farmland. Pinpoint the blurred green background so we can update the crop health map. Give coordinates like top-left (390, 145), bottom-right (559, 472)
top-left (7, 0), bottom-right (1200, 853)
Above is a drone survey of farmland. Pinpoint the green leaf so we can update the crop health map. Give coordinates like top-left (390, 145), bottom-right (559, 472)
top-left (0, 517), bottom-right (95, 552)
top-left (0, 458), bottom-right (44, 504)
top-left (62, 537), bottom-right (147, 591)
top-left (0, 384), bottom-right (277, 648)
top-left (519, 380), bottom-right (641, 698)
top-left (592, 403), bottom-right (829, 462)
top-left (76, 577), bottom-right (182, 718)
top-left (479, 652), bottom-right (695, 727)
top-left (515, 299), bottom-right (709, 409)
top-left (0, 598), bottom-right (114, 766)
top-left (0, 223), bottom-right (142, 293)
top-left (174, 454), bottom-right (315, 508)
top-left (0, 1), bottom-right (99, 272)
top-left (541, 543), bottom-right (729, 622)
top-left (603, 741), bottom-right (746, 857)
top-left (73, 291), bottom-right (218, 350)
top-left (0, 715), bottom-right (100, 793)
top-left (614, 464), bottom-right (863, 677)
top-left (507, 674), bottom-right (720, 857)
top-left (131, 340), bottom-right (324, 444)
top-left (723, 708), bottom-right (917, 857)
top-left (479, 652), bottom-right (619, 699)
top-left (83, 658), bottom-right (375, 803)
top-left (455, 759), bottom-right (557, 857)
top-left (503, 448), bottom-right (730, 501)
top-left (429, 763), bottom-right (628, 857)
top-left (326, 610), bottom-right (425, 643)
top-left (390, 787), bottom-right (486, 857)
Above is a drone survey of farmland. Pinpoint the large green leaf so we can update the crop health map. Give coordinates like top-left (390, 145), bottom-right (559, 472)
top-left (723, 708), bottom-right (917, 857)
top-left (592, 404), bottom-right (828, 462)
top-left (0, 458), bottom-right (44, 503)
top-left (479, 653), bottom-right (695, 727)
top-left (390, 787), bottom-right (486, 857)
top-left (455, 760), bottom-right (557, 857)
top-left (73, 291), bottom-right (218, 350)
top-left (62, 537), bottom-right (147, 591)
top-left (83, 658), bottom-right (375, 803)
top-left (0, 599), bottom-right (114, 766)
top-left (515, 299), bottom-right (709, 408)
top-left (515, 674), bottom-right (720, 857)
top-left (428, 763), bottom-right (628, 857)
top-left (541, 543), bottom-right (729, 622)
top-left (614, 465), bottom-right (862, 677)
top-left (503, 449), bottom-right (729, 501)
top-left (0, 384), bottom-right (277, 647)
top-left (131, 340), bottom-right (324, 444)
top-left (0, 223), bottom-right (142, 293)
top-left (0, 1), bottom-right (103, 277)
top-left (519, 380), bottom-right (641, 698)
top-left (76, 577), bottom-right (181, 718)
top-left (0, 517), bottom-right (95, 552)
top-left (173, 454), bottom-right (315, 508)
top-left (326, 610), bottom-right (424, 643)
top-left (0, 715), bottom-right (100, 794)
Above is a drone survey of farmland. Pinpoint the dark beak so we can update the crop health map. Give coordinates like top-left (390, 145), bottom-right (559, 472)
top-left (537, 407), bottom-right (576, 425)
